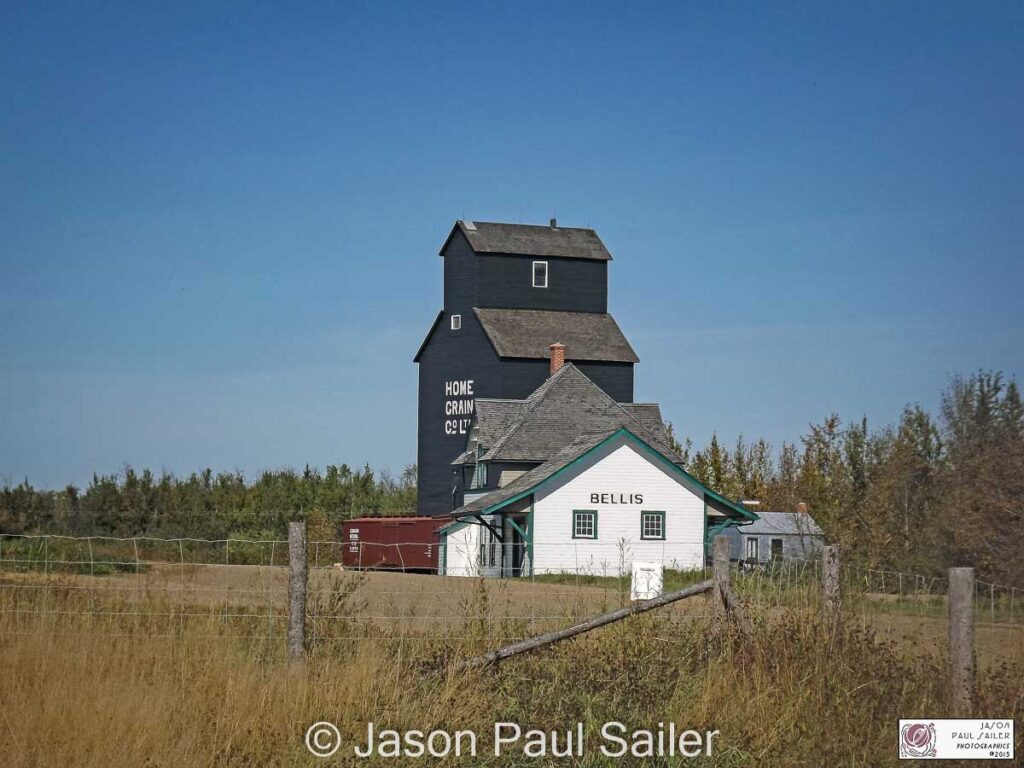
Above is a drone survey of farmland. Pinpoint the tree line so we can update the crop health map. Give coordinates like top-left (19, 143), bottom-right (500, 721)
top-left (668, 370), bottom-right (1023, 586)
top-left (2, 370), bottom-right (1021, 585)
top-left (0, 463), bottom-right (416, 542)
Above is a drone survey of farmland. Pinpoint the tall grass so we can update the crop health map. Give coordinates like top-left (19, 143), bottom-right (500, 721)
top-left (0, 573), bottom-right (1021, 766)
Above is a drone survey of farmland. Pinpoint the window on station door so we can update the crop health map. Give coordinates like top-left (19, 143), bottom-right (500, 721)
top-left (640, 511), bottom-right (665, 540)
top-left (478, 526), bottom-right (497, 567)
top-left (532, 260), bottom-right (548, 288)
top-left (450, 314), bottom-right (461, 331)
top-left (572, 510), bottom-right (597, 539)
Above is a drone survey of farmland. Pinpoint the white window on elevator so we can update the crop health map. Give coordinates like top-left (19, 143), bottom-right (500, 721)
top-left (532, 261), bottom-right (548, 288)
top-left (450, 314), bottom-right (461, 331)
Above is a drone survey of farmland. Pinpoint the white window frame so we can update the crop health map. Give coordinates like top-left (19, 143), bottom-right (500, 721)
top-left (640, 510), bottom-right (665, 540)
top-left (572, 510), bottom-right (597, 539)
top-left (532, 260), bottom-right (548, 288)
top-left (746, 537), bottom-right (759, 561)
top-left (450, 314), bottom-right (461, 331)
top-left (478, 525), bottom-right (497, 567)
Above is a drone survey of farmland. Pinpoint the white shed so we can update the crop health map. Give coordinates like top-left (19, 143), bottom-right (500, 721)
top-left (725, 511), bottom-right (826, 564)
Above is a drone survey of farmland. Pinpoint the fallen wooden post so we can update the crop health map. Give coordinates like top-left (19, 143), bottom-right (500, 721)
top-left (455, 579), bottom-right (714, 671)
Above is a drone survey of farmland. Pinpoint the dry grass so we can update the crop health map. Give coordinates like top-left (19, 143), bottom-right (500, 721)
top-left (1, 569), bottom-right (1022, 766)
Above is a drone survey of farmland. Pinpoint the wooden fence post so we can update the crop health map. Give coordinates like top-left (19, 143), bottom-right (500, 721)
top-left (713, 534), bottom-right (730, 621)
top-left (288, 521), bottom-right (308, 662)
top-left (822, 546), bottom-right (840, 623)
top-left (948, 567), bottom-right (975, 715)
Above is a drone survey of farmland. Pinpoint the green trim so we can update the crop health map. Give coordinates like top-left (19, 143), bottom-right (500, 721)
top-left (476, 427), bottom-right (758, 522)
top-left (571, 509), bottom-right (598, 539)
top-left (507, 517), bottom-right (528, 541)
top-left (505, 515), bottom-right (531, 578)
top-left (526, 504), bottom-right (534, 577)
top-left (439, 517), bottom-right (474, 535)
top-left (702, 500), bottom-right (708, 565)
top-left (704, 516), bottom-right (744, 563)
top-left (640, 510), bottom-right (666, 540)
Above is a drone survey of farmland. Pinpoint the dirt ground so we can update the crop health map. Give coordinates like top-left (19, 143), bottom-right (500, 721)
top-left (3, 564), bottom-right (1021, 664)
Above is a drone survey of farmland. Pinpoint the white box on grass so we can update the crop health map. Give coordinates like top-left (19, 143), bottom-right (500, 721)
top-left (631, 561), bottom-right (664, 601)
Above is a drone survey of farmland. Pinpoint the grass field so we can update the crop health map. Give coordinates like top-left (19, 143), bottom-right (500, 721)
top-left (1, 566), bottom-right (1022, 766)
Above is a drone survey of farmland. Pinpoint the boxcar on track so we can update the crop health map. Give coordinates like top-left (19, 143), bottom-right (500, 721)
top-left (341, 516), bottom-right (446, 572)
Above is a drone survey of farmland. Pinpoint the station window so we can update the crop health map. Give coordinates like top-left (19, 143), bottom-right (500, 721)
top-left (640, 511), bottom-right (665, 540)
top-left (479, 527), bottom-right (497, 567)
top-left (572, 510), bottom-right (597, 539)
top-left (532, 261), bottom-right (548, 288)
top-left (450, 314), bottom-right (461, 331)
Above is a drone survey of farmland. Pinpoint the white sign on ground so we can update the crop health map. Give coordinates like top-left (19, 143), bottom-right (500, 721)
top-left (630, 561), bottom-right (663, 601)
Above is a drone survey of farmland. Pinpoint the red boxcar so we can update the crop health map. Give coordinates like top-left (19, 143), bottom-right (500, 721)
top-left (341, 516), bottom-right (447, 572)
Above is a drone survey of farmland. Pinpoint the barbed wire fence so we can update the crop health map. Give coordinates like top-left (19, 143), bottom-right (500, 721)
top-left (1, 528), bottom-right (1021, 661)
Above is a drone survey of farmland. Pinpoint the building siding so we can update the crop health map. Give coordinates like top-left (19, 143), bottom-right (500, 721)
top-left (442, 230), bottom-right (479, 312)
top-left (477, 254), bottom-right (608, 313)
top-left (441, 517), bottom-right (502, 577)
top-left (417, 224), bottom-right (635, 514)
top-left (529, 441), bottom-right (706, 576)
top-left (729, 530), bottom-right (825, 563)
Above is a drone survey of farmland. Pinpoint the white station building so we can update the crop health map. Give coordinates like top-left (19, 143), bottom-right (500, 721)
top-left (439, 361), bottom-right (756, 577)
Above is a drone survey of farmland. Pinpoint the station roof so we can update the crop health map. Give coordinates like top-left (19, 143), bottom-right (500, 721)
top-left (452, 363), bottom-right (675, 464)
top-left (738, 511), bottom-right (824, 536)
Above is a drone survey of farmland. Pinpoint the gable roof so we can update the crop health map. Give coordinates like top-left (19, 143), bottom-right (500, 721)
top-left (620, 403), bottom-right (669, 439)
top-left (475, 308), bottom-right (638, 363)
top-left (473, 399), bottom-right (526, 447)
top-left (457, 363), bottom-right (677, 464)
top-left (739, 511), bottom-right (824, 537)
top-left (441, 220), bottom-right (612, 261)
top-left (451, 427), bottom-right (757, 522)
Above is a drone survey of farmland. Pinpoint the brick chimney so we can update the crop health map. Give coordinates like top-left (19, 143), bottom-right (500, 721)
top-left (797, 502), bottom-right (808, 514)
top-left (549, 343), bottom-right (566, 375)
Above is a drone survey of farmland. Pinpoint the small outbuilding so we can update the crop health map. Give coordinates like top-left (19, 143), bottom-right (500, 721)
top-left (725, 509), bottom-right (826, 565)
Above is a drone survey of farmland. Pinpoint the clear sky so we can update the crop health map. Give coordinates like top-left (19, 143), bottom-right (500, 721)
top-left (2, 1), bottom-right (1022, 489)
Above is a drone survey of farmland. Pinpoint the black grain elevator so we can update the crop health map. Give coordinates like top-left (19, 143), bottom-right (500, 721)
top-left (413, 220), bottom-right (639, 515)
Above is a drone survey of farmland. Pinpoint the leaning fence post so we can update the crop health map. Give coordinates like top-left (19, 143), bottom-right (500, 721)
top-left (948, 567), bottom-right (975, 715)
top-left (713, 535), bottom-right (730, 621)
top-left (822, 546), bottom-right (840, 623)
top-left (288, 521), bottom-right (308, 662)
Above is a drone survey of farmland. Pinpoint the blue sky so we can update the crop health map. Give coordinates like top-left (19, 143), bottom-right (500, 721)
top-left (2, 1), bottom-right (1022, 488)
